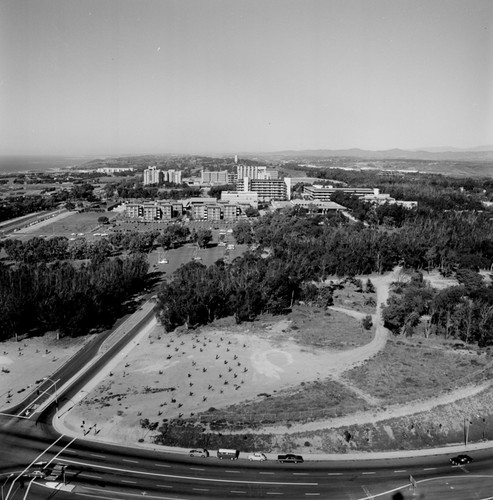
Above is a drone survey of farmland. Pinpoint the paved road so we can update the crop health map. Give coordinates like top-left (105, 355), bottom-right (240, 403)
top-left (1, 269), bottom-right (493, 499)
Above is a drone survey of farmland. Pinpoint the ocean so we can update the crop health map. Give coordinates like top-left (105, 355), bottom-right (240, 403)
top-left (0, 155), bottom-right (93, 175)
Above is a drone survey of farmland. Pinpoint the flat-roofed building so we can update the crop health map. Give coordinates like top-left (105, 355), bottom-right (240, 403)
top-left (142, 202), bottom-right (159, 220)
top-left (192, 204), bottom-right (207, 219)
top-left (222, 204), bottom-right (239, 221)
top-left (303, 185), bottom-right (374, 201)
top-left (157, 202), bottom-right (173, 220)
top-left (237, 178), bottom-right (291, 201)
top-left (206, 205), bottom-right (222, 221)
top-left (201, 170), bottom-right (229, 184)
top-left (125, 203), bottom-right (141, 218)
top-left (221, 191), bottom-right (259, 208)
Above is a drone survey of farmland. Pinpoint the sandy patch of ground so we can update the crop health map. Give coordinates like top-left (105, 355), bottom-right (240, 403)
top-left (0, 332), bottom-right (93, 408)
top-left (57, 270), bottom-right (398, 444)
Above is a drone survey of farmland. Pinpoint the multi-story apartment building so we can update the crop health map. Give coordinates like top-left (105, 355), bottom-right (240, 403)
top-left (201, 170), bottom-right (229, 184)
top-left (143, 166), bottom-right (162, 185)
top-left (206, 205), bottom-right (222, 221)
top-left (124, 201), bottom-right (180, 221)
top-left (222, 204), bottom-right (240, 221)
top-left (163, 169), bottom-right (182, 184)
top-left (236, 178), bottom-right (291, 201)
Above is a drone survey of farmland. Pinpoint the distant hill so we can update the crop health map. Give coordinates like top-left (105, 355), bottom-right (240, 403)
top-left (244, 147), bottom-right (493, 162)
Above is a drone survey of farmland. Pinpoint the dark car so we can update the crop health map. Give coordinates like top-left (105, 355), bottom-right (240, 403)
top-left (189, 448), bottom-right (209, 458)
top-left (450, 454), bottom-right (472, 466)
top-left (277, 454), bottom-right (304, 464)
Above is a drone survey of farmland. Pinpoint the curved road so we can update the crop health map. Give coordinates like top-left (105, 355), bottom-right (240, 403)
top-left (1, 294), bottom-right (493, 499)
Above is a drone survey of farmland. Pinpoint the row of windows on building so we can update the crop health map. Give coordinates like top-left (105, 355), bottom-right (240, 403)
top-left (124, 201), bottom-right (242, 221)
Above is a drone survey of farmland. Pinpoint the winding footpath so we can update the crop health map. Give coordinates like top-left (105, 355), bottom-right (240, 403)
top-left (227, 267), bottom-right (493, 435)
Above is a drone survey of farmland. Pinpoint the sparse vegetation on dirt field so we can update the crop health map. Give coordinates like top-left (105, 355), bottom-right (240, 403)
top-left (344, 337), bottom-right (493, 404)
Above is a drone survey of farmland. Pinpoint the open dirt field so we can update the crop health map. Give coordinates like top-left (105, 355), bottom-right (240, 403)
top-left (0, 332), bottom-right (93, 407)
top-left (3, 267), bottom-right (493, 454)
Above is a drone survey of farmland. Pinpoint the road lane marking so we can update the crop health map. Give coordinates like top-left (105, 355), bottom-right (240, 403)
top-left (192, 488), bottom-right (208, 492)
top-left (156, 485), bottom-right (172, 488)
top-left (393, 470), bottom-right (406, 473)
top-left (224, 470), bottom-right (241, 473)
top-left (423, 467), bottom-right (436, 470)
top-left (292, 473), bottom-right (308, 475)
top-left (64, 450), bottom-right (77, 454)
top-left (327, 473), bottom-right (342, 476)
top-left (122, 480), bottom-right (137, 484)
top-left (56, 458), bottom-right (318, 486)
top-left (79, 474), bottom-right (102, 480)
top-left (189, 468), bottom-right (204, 471)
top-left (260, 472), bottom-right (275, 475)
top-left (230, 491), bottom-right (246, 494)
top-left (362, 472), bottom-right (376, 475)
top-left (90, 454), bottom-right (106, 459)
top-left (123, 459), bottom-right (139, 464)
top-left (154, 464), bottom-right (171, 468)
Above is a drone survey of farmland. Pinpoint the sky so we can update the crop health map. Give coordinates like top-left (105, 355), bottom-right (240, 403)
top-left (1, 0), bottom-right (492, 156)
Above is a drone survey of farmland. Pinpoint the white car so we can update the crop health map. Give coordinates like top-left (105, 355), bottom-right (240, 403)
top-left (248, 452), bottom-right (267, 461)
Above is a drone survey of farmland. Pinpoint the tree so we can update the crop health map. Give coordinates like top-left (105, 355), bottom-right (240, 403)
top-left (193, 229), bottom-right (213, 248)
top-left (98, 216), bottom-right (109, 225)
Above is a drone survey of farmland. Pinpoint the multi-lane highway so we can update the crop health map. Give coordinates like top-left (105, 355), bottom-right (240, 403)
top-left (2, 300), bottom-right (493, 499)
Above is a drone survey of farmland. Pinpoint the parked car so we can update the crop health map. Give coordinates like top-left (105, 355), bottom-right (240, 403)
top-left (450, 454), bottom-right (472, 466)
top-left (248, 452), bottom-right (267, 461)
top-left (189, 448), bottom-right (209, 458)
top-left (277, 454), bottom-right (304, 464)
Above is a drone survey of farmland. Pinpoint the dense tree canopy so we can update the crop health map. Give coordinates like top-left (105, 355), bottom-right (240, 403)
top-left (0, 254), bottom-right (148, 340)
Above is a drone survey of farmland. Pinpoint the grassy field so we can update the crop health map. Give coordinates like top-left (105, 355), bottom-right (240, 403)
top-left (344, 337), bottom-right (493, 404)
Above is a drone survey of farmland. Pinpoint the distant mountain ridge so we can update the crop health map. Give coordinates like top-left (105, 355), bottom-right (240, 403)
top-left (245, 147), bottom-right (493, 162)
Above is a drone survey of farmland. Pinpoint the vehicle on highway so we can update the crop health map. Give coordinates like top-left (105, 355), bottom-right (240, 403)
top-left (27, 470), bottom-right (47, 479)
top-left (189, 448), bottom-right (209, 458)
top-left (277, 453), bottom-right (304, 464)
top-left (217, 448), bottom-right (240, 460)
top-left (450, 454), bottom-right (472, 465)
top-left (248, 452), bottom-right (267, 461)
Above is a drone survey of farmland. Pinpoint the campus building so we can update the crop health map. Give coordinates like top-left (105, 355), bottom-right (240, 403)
top-left (237, 165), bottom-right (278, 180)
top-left (201, 170), bottom-right (228, 184)
top-left (236, 177), bottom-right (291, 201)
top-left (124, 201), bottom-right (182, 221)
top-left (221, 191), bottom-right (259, 208)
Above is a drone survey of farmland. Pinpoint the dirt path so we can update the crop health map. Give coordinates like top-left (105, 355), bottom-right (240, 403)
top-left (228, 380), bottom-right (493, 435)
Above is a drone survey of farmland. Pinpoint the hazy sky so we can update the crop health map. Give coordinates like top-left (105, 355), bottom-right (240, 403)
top-left (1, 0), bottom-right (492, 156)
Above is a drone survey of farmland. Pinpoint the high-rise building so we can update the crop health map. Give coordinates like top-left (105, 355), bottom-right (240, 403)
top-left (164, 169), bottom-right (182, 184)
top-left (143, 166), bottom-right (161, 185)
